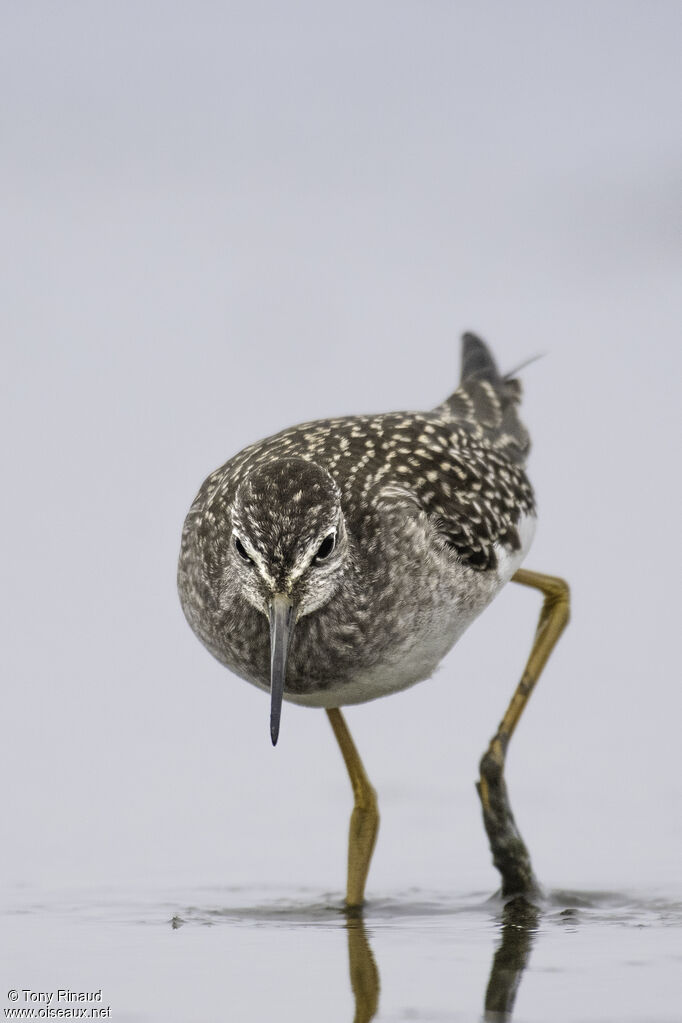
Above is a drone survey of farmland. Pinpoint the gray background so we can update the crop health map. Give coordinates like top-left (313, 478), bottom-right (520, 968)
top-left (3, 2), bottom-right (681, 906)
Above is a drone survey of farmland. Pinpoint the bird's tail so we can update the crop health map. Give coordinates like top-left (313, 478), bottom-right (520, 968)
top-left (434, 332), bottom-right (531, 463)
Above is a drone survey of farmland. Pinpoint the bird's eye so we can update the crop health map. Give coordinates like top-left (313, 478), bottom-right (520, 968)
top-left (314, 532), bottom-right (336, 563)
top-left (234, 536), bottom-right (253, 564)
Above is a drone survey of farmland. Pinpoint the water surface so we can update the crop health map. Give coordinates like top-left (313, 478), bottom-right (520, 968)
top-left (3, 883), bottom-right (680, 1022)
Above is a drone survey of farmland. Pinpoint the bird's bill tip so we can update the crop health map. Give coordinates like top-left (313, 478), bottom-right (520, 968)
top-left (268, 593), bottom-right (295, 747)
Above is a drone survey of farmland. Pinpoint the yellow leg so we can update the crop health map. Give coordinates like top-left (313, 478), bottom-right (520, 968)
top-left (327, 708), bottom-right (380, 909)
top-left (477, 569), bottom-right (570, 895)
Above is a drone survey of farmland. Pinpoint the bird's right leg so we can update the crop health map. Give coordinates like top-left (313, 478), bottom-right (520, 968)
top-left (476, 569), bottom-right (570, 896)
top-left (327, 708), bottom-right (380, 909)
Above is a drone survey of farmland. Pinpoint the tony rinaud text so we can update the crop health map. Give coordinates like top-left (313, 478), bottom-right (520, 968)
top-left (16, 992), bottom-right (103, 1005)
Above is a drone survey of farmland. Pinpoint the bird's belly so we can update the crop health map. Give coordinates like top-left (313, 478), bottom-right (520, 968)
top-left (291, 613), bottom-right (469, 708)
top-left (220, 594), bottom-right (479, 710)
top-left (284, 511), bottom-right (536, 709)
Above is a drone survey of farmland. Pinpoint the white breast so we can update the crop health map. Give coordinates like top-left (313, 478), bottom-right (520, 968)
top-left (287, 512), bottom-right (537, 709)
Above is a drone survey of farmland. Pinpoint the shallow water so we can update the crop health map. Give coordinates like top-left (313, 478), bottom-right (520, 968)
top-left (3, 883), bottom-right (681, 1022)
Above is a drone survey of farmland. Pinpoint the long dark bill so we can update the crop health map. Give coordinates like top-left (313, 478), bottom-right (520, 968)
top-left (268, 594), bottom-right (295, 746)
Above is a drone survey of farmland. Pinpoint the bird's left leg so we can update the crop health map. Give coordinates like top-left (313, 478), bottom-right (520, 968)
top-left (477, 569), bottom-right (570, 896)
top-left (327, 708), bottom-right (380, 909)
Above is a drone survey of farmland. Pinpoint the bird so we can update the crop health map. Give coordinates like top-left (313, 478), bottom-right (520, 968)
top-left (177, 332), bottom-right (570, 906)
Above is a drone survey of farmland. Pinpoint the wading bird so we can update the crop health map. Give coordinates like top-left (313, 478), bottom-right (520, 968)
top-left (178, 333), bottom-right (570, 906)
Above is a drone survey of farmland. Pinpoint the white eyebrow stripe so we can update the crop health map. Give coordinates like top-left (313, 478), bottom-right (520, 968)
top-left (235, 532), bottom-right (276, 588)
top-left (287, 561), bottom-right (308, 585)
top-left (288, 528), bottom-right (337, 584)
top-left (254, 555), bottom-right (276, 588)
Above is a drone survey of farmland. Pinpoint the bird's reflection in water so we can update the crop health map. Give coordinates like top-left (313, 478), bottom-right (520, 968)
top-left (483, 896), bottom-right (539, 1021)
top-left (343, 895), bottom-right (539, 1023)
top-left (345, 912), bottom-right (380, 1023)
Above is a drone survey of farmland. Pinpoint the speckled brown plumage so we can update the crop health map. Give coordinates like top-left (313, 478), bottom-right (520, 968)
top-left (178, 333), bottom-right (537, 720)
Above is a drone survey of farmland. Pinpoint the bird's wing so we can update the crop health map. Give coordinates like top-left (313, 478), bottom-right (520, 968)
top-left (381, 418), bottom-right (536, 572)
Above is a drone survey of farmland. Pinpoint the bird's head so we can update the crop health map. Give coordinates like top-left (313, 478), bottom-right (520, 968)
top-left (227, 457), bottom-right (347, 744)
